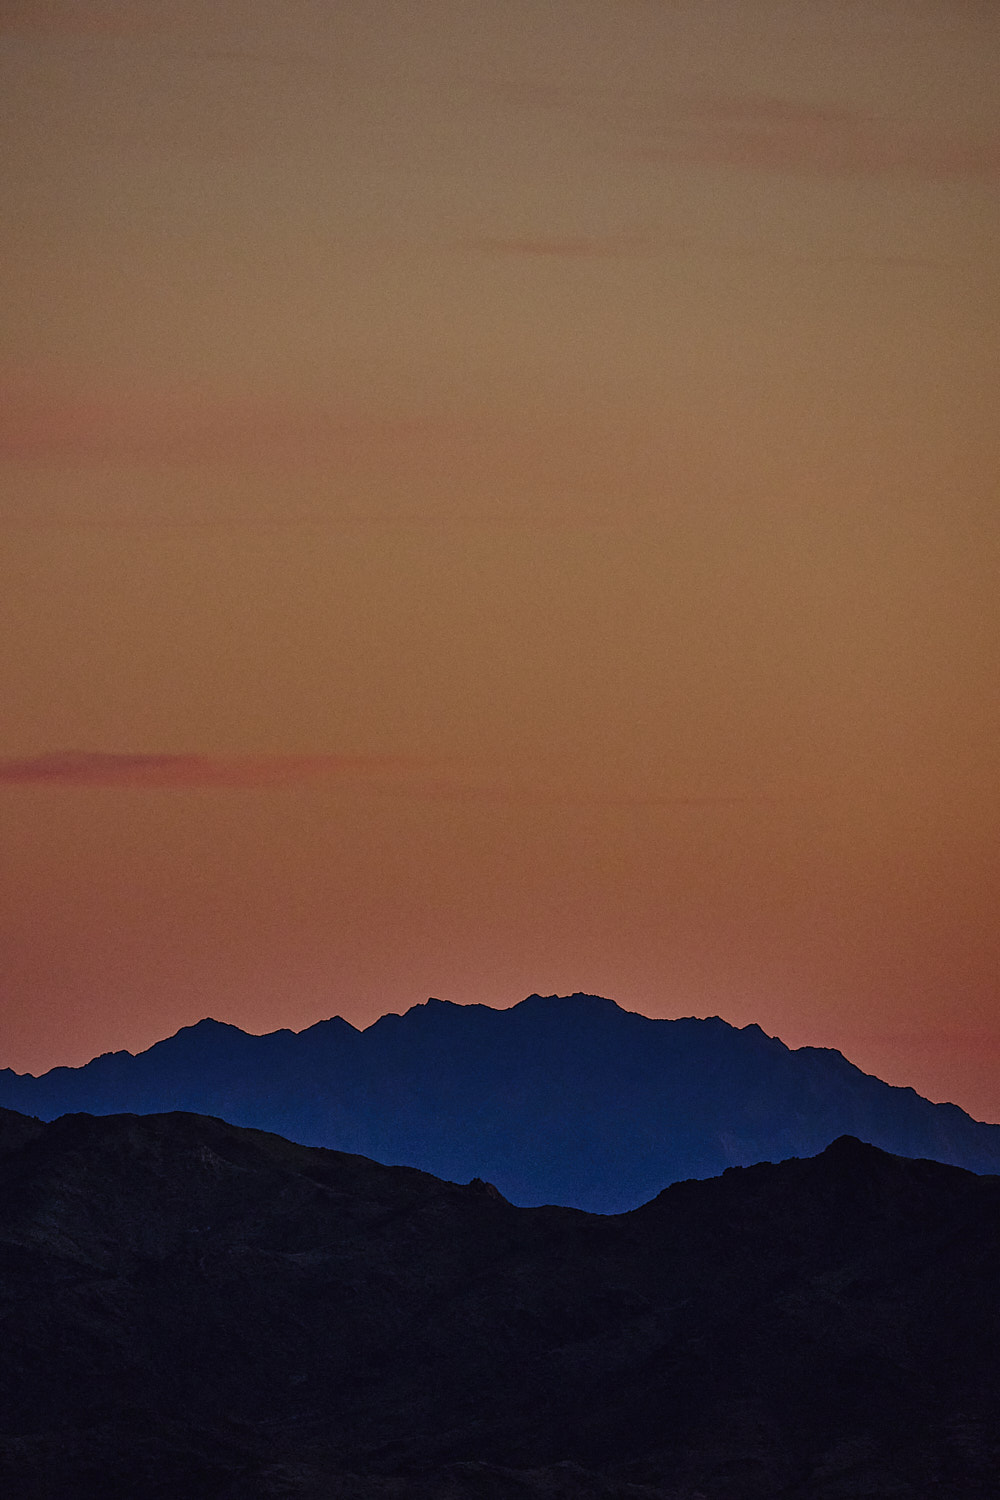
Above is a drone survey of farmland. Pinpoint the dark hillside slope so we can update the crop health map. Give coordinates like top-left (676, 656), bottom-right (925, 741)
top-left (2, 994), bottom-right (999, 1210)
top-left (1, 1105), bottom-right (998, 1499)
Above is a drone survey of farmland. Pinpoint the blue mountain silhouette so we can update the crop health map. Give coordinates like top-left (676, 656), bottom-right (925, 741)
top-left (2, 992), bottom-right (997, 1211)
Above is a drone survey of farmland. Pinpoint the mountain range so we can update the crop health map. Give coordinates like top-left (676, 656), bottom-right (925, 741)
top-left (1, 1104), bottom-right (997, 1499)
top-left (2, 993), bottom-right (998, 1212)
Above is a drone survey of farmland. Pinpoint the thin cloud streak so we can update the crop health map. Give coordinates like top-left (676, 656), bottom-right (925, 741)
top-left (459, 234), bottom-right (656, 259)
top-left (0, 752), bottom-right (816, 807)
top-left (631, 95), bottom-right (1000, 181)
top-left (0, 751), bottom-right (429, 790)
top-left (0, 378), bottom-right (427, 468)
top-left (458, 233), bottom-right (953, 271)
top-left (502, 82), bottom-right (1000, 182)
top-left (369, 777), bottom-right (818, 809)
top-left (0, 1), bottom-right (163, 37)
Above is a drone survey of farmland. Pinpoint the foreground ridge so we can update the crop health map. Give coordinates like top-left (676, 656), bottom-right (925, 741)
top-left (1, 1105), bottom-right (998, 1498)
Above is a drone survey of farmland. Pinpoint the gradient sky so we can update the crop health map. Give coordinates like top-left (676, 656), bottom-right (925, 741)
top-left (2, 0), bottom-right (998, 1119)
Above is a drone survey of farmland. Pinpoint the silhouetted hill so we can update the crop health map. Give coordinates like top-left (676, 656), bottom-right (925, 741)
top-left (1, 1105), bottom-right (997, 1499)
top-left (2, 994), bottom-right (999, 1211)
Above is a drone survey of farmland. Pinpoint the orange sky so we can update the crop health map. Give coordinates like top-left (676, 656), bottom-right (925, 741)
top-left (2, 1), bottom-right (998, 1119)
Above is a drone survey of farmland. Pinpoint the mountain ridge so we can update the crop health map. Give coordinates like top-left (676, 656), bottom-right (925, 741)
top-left (1, 1103), bottom-right (998, 1498)
top-left (2, 993), bottom-right (998, 1212)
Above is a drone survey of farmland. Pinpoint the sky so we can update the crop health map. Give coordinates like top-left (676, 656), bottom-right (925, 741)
top-left (1, 0), bottom-right (998, 1119)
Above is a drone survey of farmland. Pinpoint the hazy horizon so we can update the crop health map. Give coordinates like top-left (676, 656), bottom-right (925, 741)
top-left (2, 2), bottom-right (997, 1120)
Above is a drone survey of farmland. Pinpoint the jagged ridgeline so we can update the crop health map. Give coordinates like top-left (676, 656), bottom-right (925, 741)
top-left (2, 993), bottom-right (999, 1212)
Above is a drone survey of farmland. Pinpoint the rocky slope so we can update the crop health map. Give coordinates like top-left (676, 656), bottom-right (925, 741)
top-left (1, 1104), bottom-right (998, 1498)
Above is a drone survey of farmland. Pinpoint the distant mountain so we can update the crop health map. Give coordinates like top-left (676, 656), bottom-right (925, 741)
top-left (1, 1105), bottom-right (998, 1499)
top-left (2, 993), bottom-right (999, 1213)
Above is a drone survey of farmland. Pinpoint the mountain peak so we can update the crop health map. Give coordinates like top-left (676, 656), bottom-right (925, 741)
top-left (144, 1016), bottom-right (255, 1061)
top-left (823, 1133), bottom-right (868, 1154)
top-left (517, 991), bottom-right (622, 1011)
